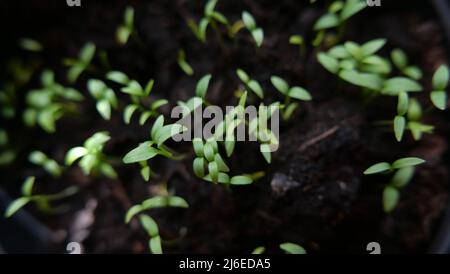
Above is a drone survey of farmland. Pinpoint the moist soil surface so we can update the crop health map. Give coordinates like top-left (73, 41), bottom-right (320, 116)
top-left (0, 0), bottom-right (449, 253)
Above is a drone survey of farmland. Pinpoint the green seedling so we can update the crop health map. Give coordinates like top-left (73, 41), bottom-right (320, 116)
top-left (364, 157), bottom-right (425, 175)
top-left (123, 115), bottom-right (186, 181)
top-left (29, 151), bottom-right (63, 177)
top-left (23, 70), bottom-right (84, 133)
top-left (242, 11), bottom-right (264, 47)
top-left (251, 243), bottom-right (307, 254)
top-left (192, 138), bottom-right (253, 185)
top-left (195, 74), bottom-right (212, 100)
top-left (364, 158), bottom-right (424, 212)
top-left (178, 49), bottom-right (194, 76)
top-left (19, 38), bottom-right (43, 52)
top-left (125, 195), bottom-right (189, 254)
top-left (314, 0), bottom-right (366, 38)
top-left (236, 69), bottom-right (264, 99)
top-left (0, 84), bottom-right (16, 119)
top-left (289, 35), bottom-right (306, 57)
top-left (393, 91), bottom-right (408, 142)
top-left (107, 71), bottom-right (167, 125)
top-left (0, 129), bottom-right (16, 166)
top-left (317, 40), bottom-right (426, 100)
top-left (228, 20), bottom-right (245, 38)
top-left (251, 246), bottom-right (265, 254)
top-left (66, 131), bottom-right (117, 179)
top-left (1, 58), bottom-right (39, 119)
top-left (270, 76), bottom-right (311, 120)
top-left (407, 98), bottom-right (434, 140)
top-left (280, 243), bottom-right (307, 254)
top-left (187, 0), bottom-right (229, 43)
top-left (318, 39), bottom-right (391, 76)
top-left (4, 176), bottom-right (78, 217)
top-left (392, 97), bottom-right (434, 141)
top-left (64, 42), bottom-right (96, 83)
top-left (390, 49), bottom-right (422, 80)
top-left (87, 79), bottom-right (118, 120)
top-left (204, 91), bottom-right (277, 164)
top-left (177, 74), bottom-right (211, 114)
top-left (248, 103), bottom-right (280, 163)
top-left (430, 64), bottom-right (449, 110)
top-left (116, 6), bottom-right (135, 45)
top-left (175, 74), bottom-right (213, 118)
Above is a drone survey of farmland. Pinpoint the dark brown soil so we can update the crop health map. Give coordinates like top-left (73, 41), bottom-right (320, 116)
top-left (0, 0), bottom-right (449, 253)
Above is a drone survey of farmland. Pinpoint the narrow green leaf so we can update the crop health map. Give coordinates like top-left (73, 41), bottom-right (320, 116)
top-left (280, 243), bottom-right (307, 254)
top-left (242, 11), bottom-right (256, 30)
top-left (361, 39), bottom-right (386, 56)
top-left (139, 111), bottom-right (153, 126)
top-left (383, 186), bottom-right (399, 213)
top-left (208, 162), bottom-right (219, 182)
top-left (314, 13), bottom-right (339, 30)
top-left (317, 53), bottom-right (340, 74)
top-left (124, 104), bottom-right (139, 124)
top-left (391, 49), bottom-right (408, 69)
top-left (122, 80), bottom-right (144, 96)
top-left (391, 157), bottom-right (425, 169)
top-left (288, 87), bottom-right (312, 101)
top-left (79, 42), bottom-right (96, 64)
top-left (230, 175), bottom-right (253, 185)
top-left (97, 100), bottom-right (111, 120)
top-left (140, 215), bottom-right (159, 237)
top-left (151, 99), bottom-right (168, 111)
top-left (393, 115), bottom-right (405, 142)
top-left (123, 142), bottom-right (158, 164)
top-left (236, 69), bottom-right (250, 83)
top-left (151, 116), bottom-right (165, 140)
top-left (340, 0), bottom-right (366, 21)
top-left (270, 76), bottom-right (289, 94)
top-left (390, 167), bottom-right (414, 188)
top-left (260, 144), bottom-right (271, 163)
top-left (382, 77), bottom-right (423, 95)
top-left (167, 196), bottom-right (189, 208)
top-left (339, 70), bottom-right (383, 90)
top-left (125, 205), bottom-right (142, 223)
top-left (328, 45), bottom-right (350, 59)
top-left (252, 246), bottom-right (265, 254)
top-left (141, 165), bottom-right (151, 181)
top-left (193, 157), bottom-right (205, 178)
top-left (195, 74), bottom-right (212, 99)
top-left (203, 143), bottom-right (215, 162)
top-left (21, 176), bottom-right (35, 196)
top-left (407, 98), bottom-right (422, 121)
top-left (432, 64), bottom-right (449, 90)
top-left (106, 71), bottom-right (130, 85)
top-left (251, 28), bottom-right (264, 47)
top-left (430, 91), bottom-right (447, 110)
top-left (397, 92), bottom-right (409, 116)
top-left (363, 162), bottom-right (391, 175)
top-left (65, 147), bottom-right (88, 165)
top-left (4, 197), bottom-right (31, 218)
top-left (214, 154), bottom-right (230, 172)
top-left (144, 79), bottom-right (155, 95)
top-left (248, 80), bottom-right (264, 98)
top-left (149, 236), bottom-right (163, 254)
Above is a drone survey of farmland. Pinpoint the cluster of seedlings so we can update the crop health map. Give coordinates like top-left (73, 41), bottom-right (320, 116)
top-left (0, 0), bottom-right (449, 253)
